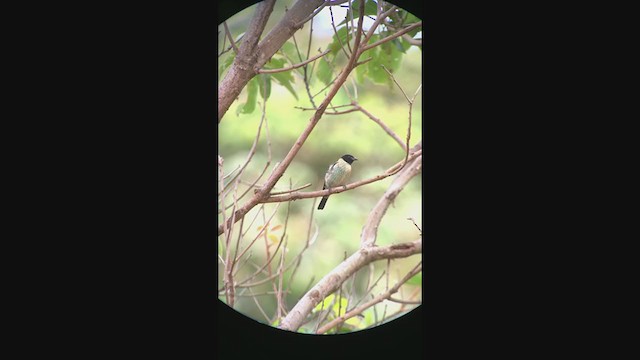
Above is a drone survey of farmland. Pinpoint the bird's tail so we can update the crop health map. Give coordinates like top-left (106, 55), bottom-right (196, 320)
top-left (317, 196), bottom-right (329, 210)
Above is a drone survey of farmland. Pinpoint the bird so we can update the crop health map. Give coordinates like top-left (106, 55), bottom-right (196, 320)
top-left (317, 154), bottom-right (358, 210)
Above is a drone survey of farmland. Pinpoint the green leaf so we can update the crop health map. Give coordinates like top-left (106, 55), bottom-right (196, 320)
top-left (339, 0), bottom-right (379, 26)
top-left (263, 57), bottom-right (298, 100)
top-left (257, 73), bottom-right (271, 101)
top-left (328, 26), bottom-right (350, 55)
top-left (219, 52), bottom-right (235, 78)
top-left (367, 48), bottom-right (388, 84)
top-left (236, 77), bottom-right (258, 115)
top-left (363, 36), bottom-right (404, 86)
top-left (331, 297), bottom-right (349, 317)
top-left (265, 57), bottom-right (286, 69)
top-left (279, 41), bottom-right (300, 64)
top-left (400, 37), bottom-right (413, 52)
top-left (403, 12), bottom-right (422, 37)
top-left (316, 57), bottom-right (333, 86)
top-left (392, 38), bottom-right (407, 53)
top-left (268, 233), bottom-right (279, 245)
top-left (336, 323), bottom-right (358, 333)
top-left (313, 294), bottom-right (335, 312)
top-left (352, 0), bottom-right (379, 16)
top-left (379, 39), bottom-right (403, 73)
top-left (344, 315), bottom-right (363, 327)
top-left (355, 59), bottom-right (368, 84)
top-left (406, 272), bottom-right (422, 285)
top-left (404, 12), bottom-right (421, 24)
top-left (271, 71), bottom-right (298, 100)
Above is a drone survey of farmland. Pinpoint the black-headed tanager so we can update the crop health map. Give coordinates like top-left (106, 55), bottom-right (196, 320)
top-left (317, 154), bottom-right (358, 210)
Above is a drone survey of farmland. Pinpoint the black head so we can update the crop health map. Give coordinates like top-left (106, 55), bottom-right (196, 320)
top-left (341, 154), bottom-right (358, 164)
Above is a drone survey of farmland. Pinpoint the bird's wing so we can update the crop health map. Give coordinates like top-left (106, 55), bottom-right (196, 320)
top-left (324, 161), bottom-right (337, 188)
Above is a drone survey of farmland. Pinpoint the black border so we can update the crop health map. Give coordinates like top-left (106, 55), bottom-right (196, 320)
top-left (19, 0), bottom-right (603, 356)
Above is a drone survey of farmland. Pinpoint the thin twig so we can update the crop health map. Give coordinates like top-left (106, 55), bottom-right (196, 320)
top-left (218, 2), bottom-right (367, 236)
top-left (233, 202), bottom-right (282, 264)
top-left (354, 103), bottom-right (407, 151)
top-left (269, 183), bottom-right (312, 195)
top-left (316, 262), bottom-right (422, 334)
top-left (260, 147), bottom-right (422, 204)
top-left (329, 6), bottom-right (351, 59)
top-left (388, 297), bottom-right (421, 305)
top-left (258, 49), bottom-right (330, 74)
top-left (303, 18), bottom-right (318, 109)
top-left (361, 22), bottom-right (422, 53)
top-left (223, 22), bottom-right (239, 54)
top-left (407, 217), bottom-right (422, 234)
top-left (402, 33), bottom-right (421, 46)
top-left (294, 1), bottom-right (329, 28)
top-left (381, 65), bottom-right (421, 169)
top-left (247, 287), bottom-right (272, 323)
top-left (381, 64), bottom-right (410, 102)
top-left (284, 203), bottom-right (318, 295)
top-left (279, 239), bottom-right (422, 331)
top-left (222, 114), bottom-right (267, 194)
top-left (362, 5), bottom-right (398, 45)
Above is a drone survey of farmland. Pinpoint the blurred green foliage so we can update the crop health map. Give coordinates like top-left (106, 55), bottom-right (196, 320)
top-left (219, 0), bottom-right (422, 329)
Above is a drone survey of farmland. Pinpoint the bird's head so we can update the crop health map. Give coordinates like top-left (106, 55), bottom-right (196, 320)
top-left (341, 154), bottom-right (358, 164)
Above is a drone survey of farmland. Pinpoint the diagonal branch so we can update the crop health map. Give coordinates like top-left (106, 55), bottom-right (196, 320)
top-left (354, 103), bottom-right (407, 152)
top-left (278, 239), bottom-right (422, 332)
top-left (258, 49), bottom-right (330, 74)
top-left (218, 1), bottom-right (368, 236)
top-left (219, 0), bottom-right (325, 123)
top-left (361, 22), bottom-right (422, 53)
top-left (316, 261), bottom-right (422, 334)
top-left (223, 22), bottom-right (239, 54)
top-left (260, 146), bottom-right (422, 204)
top-left (361, 154), bottom-right (422, 248)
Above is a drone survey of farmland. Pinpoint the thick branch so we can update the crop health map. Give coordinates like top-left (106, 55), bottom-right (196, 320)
top-left (316, 262), bottom-right (422, 334)
top-left (218, 0), bottom-right (277, 123)
top-left (218, 0), bottom-right (325, 123)
top-left (255, 0), bottom-right (325, 67)
top-left (278, 239), bottom-right (422, 332)
top-left (361, 155), bottom-right (422, 248)
top-left (218, 4), bottom-right (367, 236)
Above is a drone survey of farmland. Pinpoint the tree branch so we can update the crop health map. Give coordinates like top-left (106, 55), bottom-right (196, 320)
top-left (223, 22), bottom-right (239, 54)
top-left (218, 0), bottom-right (277, 123)
top-left (361, 154), bottom-right (422, 248)
top-left (278, 239), bottom-right (422, 332)
top-left (354, 103), bottom-right (407, 152)
top-left (219, 0), bottom-right (325, 123)
top-left (260, 147), bottom-right (422, 204)
top-left (361, 22), bottom-right (422, 53)
top-left (316, 261), bottom-right (422, 334)
top-left (258, 49), bottom-right (330, 74)
top-left (218, 2), bottom-right (367, 236)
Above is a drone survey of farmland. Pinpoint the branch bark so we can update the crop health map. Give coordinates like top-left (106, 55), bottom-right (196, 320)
top-left (361, 154), bottom-right (422, 248)
top-left (278, 239), bottom-right (422, 332)
top-left (218, 0), bottom-right (324, 123)
top-left (316, 261), bottom-right (422, 334)
top-left (218, 1), bottom-right (367, 236)
top-left (260, 146), bottom-right (422, 204)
